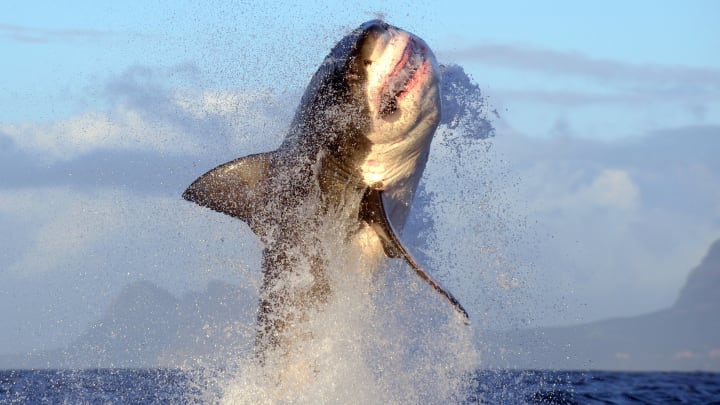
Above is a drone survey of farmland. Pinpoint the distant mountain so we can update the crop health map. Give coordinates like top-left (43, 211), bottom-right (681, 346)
top-left (0, 280), bottom-right (257, 369)
top-left (483, 239), bottom-right (720, 371)
top-left (66, 281), bottom-right (180, 368)
top-left (675, 239), bottom-right (720, 311)
top-left (3, 240), bottom-right (718, 371)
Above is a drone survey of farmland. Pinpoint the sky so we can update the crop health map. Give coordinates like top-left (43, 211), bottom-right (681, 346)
top-left (1, 1), bottom-right (719, 355)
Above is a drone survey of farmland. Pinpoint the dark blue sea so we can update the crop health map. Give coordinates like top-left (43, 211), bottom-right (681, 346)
top-left (1, 368), bottom-right (718, 404)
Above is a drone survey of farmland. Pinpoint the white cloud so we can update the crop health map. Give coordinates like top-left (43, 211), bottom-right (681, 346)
top-left (173, 89), bottom-right (281, 119)
top-left (3, 187), bottom-right (116, 275)
top-left (1, 107), bottom-right (199, 162)
top-left (518, 166), bottom-right (640, 214)
top-left (2, 187), bottom-right (261, 287)
top-left (584, 169), bottom-right (639, 210)
top-left (442, 43), bottom-right (720, 88)
top-left (482, 127), bottom-right (720, 325)
top-left (0, 78), bottom-right (293, 164)
top-left (171, 88), bottom-right (293, 151)
top-left (546, 168), bottom-right (640, 212)
top-left (445, 43), bottom-right (720, 141)
top-left (0, 23), bottom-right (114, 44)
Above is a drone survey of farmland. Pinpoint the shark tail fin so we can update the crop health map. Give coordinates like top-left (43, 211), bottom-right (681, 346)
top-left (182, 152), bottom-right (273, 231)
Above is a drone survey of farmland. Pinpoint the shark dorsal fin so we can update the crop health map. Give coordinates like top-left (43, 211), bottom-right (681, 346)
top-left (360, 188), bottom-right (470, 323)
top-left (182, 152), bottom-right (273, 231)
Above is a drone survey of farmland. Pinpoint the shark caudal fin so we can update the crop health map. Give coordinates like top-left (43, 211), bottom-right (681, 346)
top-left (182, 152), bottom-right (273, 230)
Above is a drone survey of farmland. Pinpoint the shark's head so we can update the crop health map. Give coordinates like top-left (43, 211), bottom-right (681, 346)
top-left (351, 20), bottom-right (441, 139)
top-left (292, 20), bottom-right (441, 192)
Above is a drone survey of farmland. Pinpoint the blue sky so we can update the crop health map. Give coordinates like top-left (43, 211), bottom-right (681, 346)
top-left (1, 1), bottom-right (719, 357)
top-left (3, 1), bottom-right (719, 130)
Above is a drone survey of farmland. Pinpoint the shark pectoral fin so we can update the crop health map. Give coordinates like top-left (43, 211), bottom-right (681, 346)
top-left (183, 152), bottom-right (273, 228)
top-left (359, 188), bottom-right (470, 323)
top-left (359, 187), bottom-right (403, 258)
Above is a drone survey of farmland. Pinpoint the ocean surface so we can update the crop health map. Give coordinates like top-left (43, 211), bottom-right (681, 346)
top-left (1, 368), bottom-right (718, 404)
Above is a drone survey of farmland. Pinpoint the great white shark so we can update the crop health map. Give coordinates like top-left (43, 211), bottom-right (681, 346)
top-left (183, 20), bottom-right (468, 353)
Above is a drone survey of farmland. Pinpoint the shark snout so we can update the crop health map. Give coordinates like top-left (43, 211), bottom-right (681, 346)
top-left (359, 19), bottom-right (391, 37)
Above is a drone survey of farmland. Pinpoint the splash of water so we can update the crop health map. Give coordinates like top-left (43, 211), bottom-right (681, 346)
top-left (218, 216), bottom-right (478, 403)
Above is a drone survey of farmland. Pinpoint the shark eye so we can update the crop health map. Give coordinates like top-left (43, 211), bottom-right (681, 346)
top-left (363, 59), bottom-right (373, 66)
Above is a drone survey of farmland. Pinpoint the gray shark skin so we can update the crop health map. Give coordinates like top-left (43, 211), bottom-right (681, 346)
top-left (183, 20), bottom-right (468, 354)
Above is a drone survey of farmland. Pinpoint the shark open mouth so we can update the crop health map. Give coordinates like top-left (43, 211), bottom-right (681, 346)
top-left (378, 38), bottom-right (426, 117)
